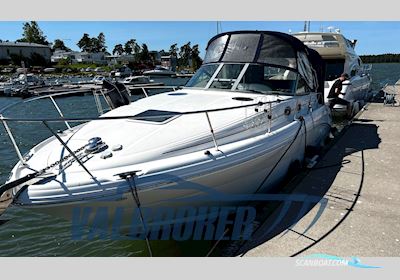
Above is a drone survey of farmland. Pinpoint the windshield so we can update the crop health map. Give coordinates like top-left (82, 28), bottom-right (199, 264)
top-left (209, 64), bottom-right (244, 89)
top-left (185, 64), bottom-right (220, 88)
top-left (186, 63), bottom-right (299, 95)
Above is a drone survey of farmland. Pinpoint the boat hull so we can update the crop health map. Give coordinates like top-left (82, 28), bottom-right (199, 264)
top-left (12, 106), bottom-right (330, 233)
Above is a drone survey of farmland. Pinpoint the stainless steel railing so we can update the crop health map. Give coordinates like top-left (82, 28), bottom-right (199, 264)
top-left (0, 86), bottom-right (287, 182)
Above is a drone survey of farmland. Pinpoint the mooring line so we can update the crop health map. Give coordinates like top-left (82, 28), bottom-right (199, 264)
top-left (119, 172), bottom-right (153, 257)
top-left (205, 228), bottom-right (230, 257)
top-left (290, 149), bottom-right (365, 257)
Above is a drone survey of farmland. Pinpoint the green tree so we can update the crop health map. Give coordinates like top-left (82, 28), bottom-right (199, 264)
top-left (191, 44), bottom-right (202, 70)
top-left (159, 49), bottom-right (168, 56)
top-left (113, 44), bottom-right (124, 55)
top-left (18, 21), bottom-right (49, 45)
top-left (77, 33), bottom-right (92, 52)
top-left (133, 43), bottom-right (142, 61)
top-left (77, 32), bottom-right (106, 53)
top-left (52, 39), bottom-right (71, 52)
top-left (124, 39), bottom-right (138, 55)
top-left (360, 53), bottom-right (400, 63)
top-left (169, 44), bottom-right (178, 57)
top-left (90, 37), bottom-right (99, 52)
top-left (179, 42), bottom-right (192, 68)
top-left (96, 32), bottom-right (107, 52)
top-left (57, 57), bottom-right (72, 66)
top-left (140, 43), bottom-right (151, 62)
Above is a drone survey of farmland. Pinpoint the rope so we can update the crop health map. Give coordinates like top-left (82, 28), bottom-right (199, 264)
top-left (205, 228), bottom-right (230, 257)
top-left (236, 116), bottom-right (305, 257)
top-left (253, 116), bottom-right (305, 196)
top-left (125, 174), bottom-right (153, 257)
top-left (290, 149), bottom-right (366, 257)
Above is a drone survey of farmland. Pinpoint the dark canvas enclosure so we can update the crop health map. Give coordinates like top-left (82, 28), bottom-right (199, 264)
top-left (307, 48), bottom-right (326, 94)
top-left (102, 80), bottom-right (131, 109)
top-left (203, 31), bottom-right (325, 93)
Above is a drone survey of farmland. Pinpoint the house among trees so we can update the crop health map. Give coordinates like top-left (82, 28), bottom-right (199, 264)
top-left (51, 50), bottom-right (107, 65)
top-left (0, 41), bottom-right (51, 65)
top-left (149, 51), bottom-right (162, 64)
top-left (1, 21), bottom-right (204, 70)
top-left (105, 54), bottom-right (136, 65)
top-left (161, 55), bottom-right (177, 71)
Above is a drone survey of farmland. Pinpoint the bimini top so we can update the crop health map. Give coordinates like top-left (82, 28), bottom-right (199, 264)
top-left (204, 31), bottom-right (325, 93)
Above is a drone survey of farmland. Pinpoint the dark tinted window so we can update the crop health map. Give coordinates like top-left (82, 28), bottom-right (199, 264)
top-left (133, 110), bottom-right (179, 123)
top-left (321, 35), bottom-right (337, 41)
top-left (325, 59), bottom-right (345, 80)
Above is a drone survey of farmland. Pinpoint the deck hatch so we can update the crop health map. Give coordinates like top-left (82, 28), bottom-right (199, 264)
top-left (132, 110), bottom-right (180, 123)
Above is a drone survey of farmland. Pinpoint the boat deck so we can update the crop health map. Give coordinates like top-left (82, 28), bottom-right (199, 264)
top-left (238, 101), bottom-right (400, 257)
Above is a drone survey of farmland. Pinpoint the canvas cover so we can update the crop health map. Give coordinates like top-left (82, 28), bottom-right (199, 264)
top-left (204, 31), bottom-right (325, 92)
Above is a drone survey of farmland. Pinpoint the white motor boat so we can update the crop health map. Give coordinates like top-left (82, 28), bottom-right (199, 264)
top-left (16, 74), bottom-right (44, 86)
top-left (293, 31), bottom-right (372, 115)
top-left (91, 75), bottom-right (106, 85)
top-left (0, 31), bottom-right (331, 233)
top-left (0, 74), bottom-right (44, 96)
top-left (143, 66), bottom-right (176, 77)
top-left (122, 75), bottom-right (164, 87)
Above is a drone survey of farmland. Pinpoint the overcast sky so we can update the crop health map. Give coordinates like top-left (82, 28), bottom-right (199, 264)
top-left (0, 21), bottom-right (399, 55)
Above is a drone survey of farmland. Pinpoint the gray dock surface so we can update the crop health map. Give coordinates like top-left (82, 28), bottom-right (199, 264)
top-left (242, 102), bottom-right (400, 257)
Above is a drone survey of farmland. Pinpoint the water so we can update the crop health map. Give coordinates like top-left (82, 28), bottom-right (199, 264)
top-left (0, 65), bottom-right (398, 256)
top-left (368, 63), bottom-right (400, 90)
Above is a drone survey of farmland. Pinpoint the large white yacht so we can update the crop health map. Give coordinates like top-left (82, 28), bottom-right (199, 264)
top-left (293, 31), bottom-right (372, 115)
top-left (0, 31), bottom-right (331, 231)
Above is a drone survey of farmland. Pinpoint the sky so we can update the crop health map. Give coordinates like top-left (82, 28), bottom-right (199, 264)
top-left (0, 21), bottom-right (399, 56)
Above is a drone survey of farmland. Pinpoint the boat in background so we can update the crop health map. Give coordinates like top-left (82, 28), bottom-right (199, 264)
top-left (111, 66), bottom-right (132, 79)
top-left (121, 75), bottom-right (163, 87)
top-left (16, 73), bottom-right (45, 87)
top-left (293, 31), bottom-right (372, 116)
top-left (143, 66), bottom-right (176, 77)
top-left (91, 75), bottom-right (107, 85)
top-left (176, 70), bottom-right (194, 78)
top-left (0, 74), bottom-right (44, 97)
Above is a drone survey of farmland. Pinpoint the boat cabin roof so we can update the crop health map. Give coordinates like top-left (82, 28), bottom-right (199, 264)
top-left (292, 32), bottom-right (357, 59)
top-left (204, 31), bottom-right (325, 93)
